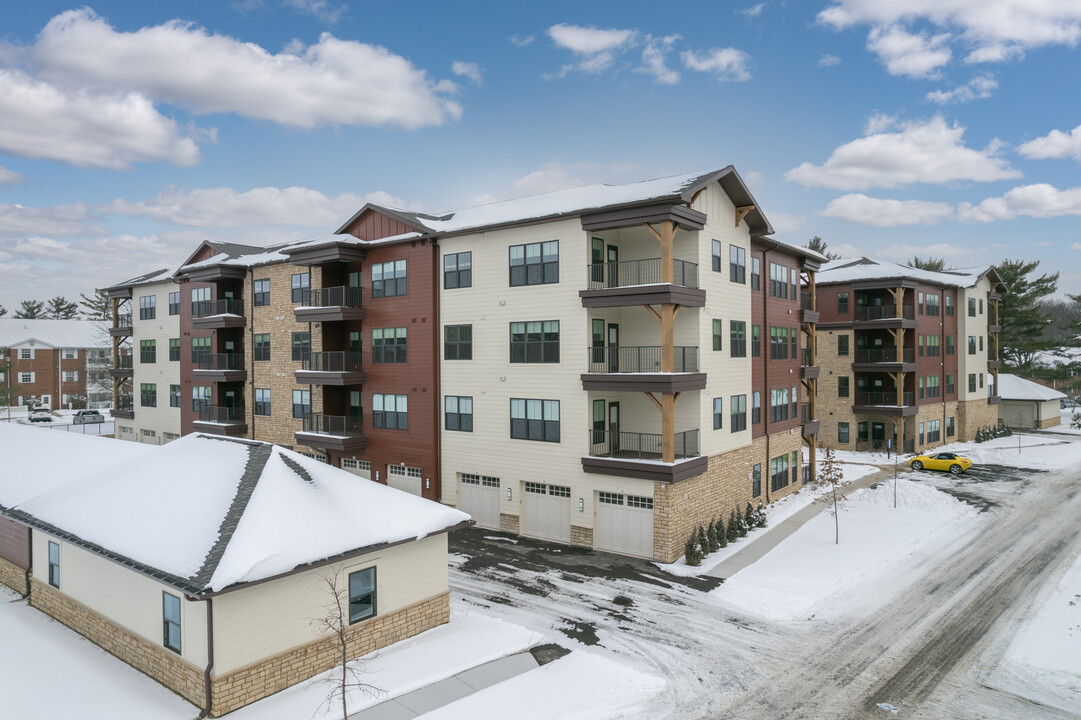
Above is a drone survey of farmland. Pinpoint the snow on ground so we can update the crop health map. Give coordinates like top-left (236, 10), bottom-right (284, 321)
top-left (710, 478), bottom-right (980, 622)
top-left (943, 432), bottom-right (1081, 470)
top-left (0, 586), bottom-right (196, 719)
top-left (992, 550), bottom-right (1081, 713)
top-left (1055, 408), bottom-right (1081, 434)
top-left (421, 650), bottom-right (666, 720)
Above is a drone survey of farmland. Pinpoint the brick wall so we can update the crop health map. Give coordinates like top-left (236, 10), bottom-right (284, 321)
top-left (0, 555), bottom-right (28, 595)
top-left (958, 397), bottom-right (999, 439)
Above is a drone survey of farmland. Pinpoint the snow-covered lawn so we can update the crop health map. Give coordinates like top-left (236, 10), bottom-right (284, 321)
top-left (1056, 408), bottom-right (1081, 434)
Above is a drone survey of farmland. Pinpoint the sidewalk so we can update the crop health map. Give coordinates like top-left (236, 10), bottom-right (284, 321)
top-left (705, 465), bottom-right (896, 580)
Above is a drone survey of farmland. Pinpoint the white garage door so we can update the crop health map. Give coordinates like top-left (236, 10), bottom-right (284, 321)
top-left (521, 482), bottom-right (571, 543)
top-left (595, 492), bottom-right (654, 558)
top-left (459, 474), bottom-right (501, 529)
top-left (387, 465), bottom-right (422, 496)
top-left (341, 458), bottom-right (371, 479)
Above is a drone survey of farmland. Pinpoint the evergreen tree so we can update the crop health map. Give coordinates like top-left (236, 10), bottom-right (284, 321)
top-left (45, 296), bottom-right (79, 319)
top-left (0, 348), bottom-right (17, 406)
top-left (698, 525), bottom-right (710, 556)
top-left (717, 516), bottom-right (728, 548)
top-left (14, 299), bottom-right (45, 318)
top-left (806, 235), bottom-right (841, 260)
top-left (685, 535), bottom-right (702, 566)
top-left (996, 259), bottom-right (1059, 368)
top-left (745, 502), bottom-right (755, 530)
top-left (706, 520), bottom-right (719, 553)
top-left (0, 305), bottom-right (6, 317)
top-left (79, 290), bottom-right (111, 321)
top-left (755, 501), bottom-right (768, 528)
top-left (736, 506), bottom-right (748, 537)
top-left (726, 510), bottom-right (740, 543)
top-left (908, 256), bottom-right (947, 271)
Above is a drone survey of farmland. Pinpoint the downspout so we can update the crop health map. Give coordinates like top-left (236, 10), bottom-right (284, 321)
top-left (200, 597), bottom-right (215, 719)
top-left (23, 528), bottom-right (32, 599)
top-left (761, 242), bottom-right (775, 505)
top-left (431, 238), bottom-right (441, 503)
top-left (250, 268), bottom-right (255, 437)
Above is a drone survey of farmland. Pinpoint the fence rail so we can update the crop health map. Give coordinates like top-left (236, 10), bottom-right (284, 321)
top-left (587, 429), bottom-right (700, 460)
top-left (302, 413), bottom-right (363, 435)
top-left (193, 298), bottom-right (242, 318)
top-left (301, 350), bottom-right (363, 373)
top-left (586, 346), bottom-right (698, 373)
top-left (854, 305), bottom-right (915, 321)
top-left (194, 353), bottom-right (245, 371)
top-left (586, 258), bottom-right (699, 290)
top-left (854, 391), bottom-right (915, 406)
top-left (855, 348), bottom-right (915, 363)
top-left (301, 285), bottom-right (363, 308)
top-left (197, 405), bottom-right (245, 423)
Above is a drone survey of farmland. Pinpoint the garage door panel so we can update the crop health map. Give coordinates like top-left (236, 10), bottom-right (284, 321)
top-left (388, 465), bottom-right (422, 496)
top-left (460, 474), bottom-right (500, 530)
top-left (522, 482), bottom-right (571, 542)
top-left (595, 492), bottom-right (653, 558)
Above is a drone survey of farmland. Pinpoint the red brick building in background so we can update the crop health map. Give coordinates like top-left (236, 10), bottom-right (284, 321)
top-left (0, 319), bottom-right (110, 409)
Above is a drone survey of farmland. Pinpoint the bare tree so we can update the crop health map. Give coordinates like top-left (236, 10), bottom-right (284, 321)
top-left (312, 568), bottom-right (384, 720)
top-left (814, 447), bottom-right (847, 544)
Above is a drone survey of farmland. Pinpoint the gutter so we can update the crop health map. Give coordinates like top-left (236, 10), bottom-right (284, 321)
top-left (760, 239), bottom-right (777, 504)
top-left (199, 597), bottom-right (215, 718)
top-left (24, 526), bottom-right (32, 599)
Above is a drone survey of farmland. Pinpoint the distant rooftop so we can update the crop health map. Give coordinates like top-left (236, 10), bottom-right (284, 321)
top-left (817, 257), bottom-right (1000, 289)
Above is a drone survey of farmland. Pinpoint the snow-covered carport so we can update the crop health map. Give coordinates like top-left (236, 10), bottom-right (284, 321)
top-left (996, 373), bottom-right (1066, 429)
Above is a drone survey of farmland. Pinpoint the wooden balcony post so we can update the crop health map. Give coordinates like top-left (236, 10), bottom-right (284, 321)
top-left (662, 392), bottom-right (675, 463)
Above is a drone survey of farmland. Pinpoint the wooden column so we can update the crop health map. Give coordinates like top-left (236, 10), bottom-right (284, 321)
top-left (112, 297), bottom-right (120, 408)
top-left (889, 286), bottom-right (903, 318)
top-left (889, 371), bottom-right (905, 406)
top-left (646, 219), bottom-right (679, 460)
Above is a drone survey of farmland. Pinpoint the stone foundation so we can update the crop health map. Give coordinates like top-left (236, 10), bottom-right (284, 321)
top-left (0, 555), bottom-right (28, 595)
top-left (499, 513), bottom-right (520, 534)
top-left (570, 525), bottom-right (593, 548)
top-left (958, 397), bottom-right (999, 440)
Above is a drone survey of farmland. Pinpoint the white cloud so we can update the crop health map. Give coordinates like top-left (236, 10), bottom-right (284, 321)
top-left (282, 0), bottom-right (346, 24)
top-left (876, 241), bottom-right (979, 258)
top-left (511, 164), bottom-right (586, 196)
top-left (957, 183), bottom-right (1081, 222)
top-left (509, 35), bottom-right (535, 47)
top-left (103, 185), bottom-right (405, 228)
top-left (0, 69), bottom-right (201, 170)
top-left (864, 112), bottom-right (897, 134)
top-left (821, 193), bottom-right (954, 226)
top-left (1018, 124), bottom-right (1081, 161)
top-left (819, 53), bottom-right (841, 67)
top-left (639, 35), bottom-right (681, 85)
top-left (768, 211), bottom-right (809, 234)
top-left (784, 115), bottom-right (1020, 190)
top-left (547, 24), bottom-right (637, 76)
top-left (866, 25), bottom-right (952, 78)
top-left (926, 73), bottom-right (997, 103)
top-left (741, 3), bottom-right (766, 18)
top-left (1072, 242), bottom-right (1081, 250)
top-left (0, 201), bottom-right (103, 238)
top-left (452, 61), bottom-right (483, 85)
top-left (0, 165), bottom-right (25, 186)
top-left (681, 48), bottom-right (752, 81)
top-left (742, 170), bottom-right (765, 187)
top-left (24, 8), bottom-right (460, 130)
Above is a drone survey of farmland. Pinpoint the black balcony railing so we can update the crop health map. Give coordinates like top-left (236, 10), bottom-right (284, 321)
top-left (587, 258), bottom-right (698, 290)
top-left (855, 348), bottom-right (916, 363)
top-left (301, 350), bottom-right (363, 373)
top-left (115, 395), bottom-right (133, 411)
top-left (587, 429), bottom-right (699, 460)
top-left (300, 285), bottom-right (363, 308)
top-left (801, 348), bottom-right (814, 366)
top-left (854, 305), bottom-right (915, 321)
top-left (586, 346), bottom-right (698, 373)
top-left (854, 391), bottom-right (915, 406)
top-left (800, 292), bottom-right (815, 311)
top-left (114, 355), bottom-right (133, 370)
top-left (115, 313), bottom-right (133, 328)
top-left (302, 413), bottom-right (363, 436)
top-left (801, 403), bottom-right (815, 422)
top-left (198, 405), bottom-right (245, 423)
top-left (194, 353), bottom-right (245, 371)
top-left (193, 298), bottom-right (243, 318)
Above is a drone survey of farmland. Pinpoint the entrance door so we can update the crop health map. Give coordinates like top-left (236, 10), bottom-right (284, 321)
top-left (223, 389), bottom-right (237, 416)
top-left (591, 237), bottom-right (604, 284)
top-left (224, 339), bottom-right (236, 368)
top-left (591, 319), bottom-right (605, 369)
top-left (608, 402), bottom-right (621, 455)
top-left (607, 245), bottom-right (619, 287)
top-left (872, 422), bottom-right (885, 451)
top-left (607, 323), bottom-right (620, 372)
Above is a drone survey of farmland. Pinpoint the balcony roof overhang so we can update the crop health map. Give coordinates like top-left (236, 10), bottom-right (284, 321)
top-left (581, 203), bottom-right (707, 232)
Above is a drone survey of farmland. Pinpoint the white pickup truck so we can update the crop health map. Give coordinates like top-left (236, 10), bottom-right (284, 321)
top-left (73, 409), bottom-right (105, 424)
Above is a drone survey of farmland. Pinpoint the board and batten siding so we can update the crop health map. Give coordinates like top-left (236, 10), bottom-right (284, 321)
top-left (31, 532), bottom-right (208, 668)
top-left (211, 534), bottom-right (449, 674)
top-left (131, 279), bottom-right (182, 442)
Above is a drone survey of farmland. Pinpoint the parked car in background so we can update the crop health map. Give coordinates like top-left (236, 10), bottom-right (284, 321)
top-left (29, 409), bottom-right (53, 423)
top-left (910, 452), bottom-right (973, 474)
top-left (1061, 397), bottom-right (1079, 409)
top-left (73, 409), bottom-right (104, 425)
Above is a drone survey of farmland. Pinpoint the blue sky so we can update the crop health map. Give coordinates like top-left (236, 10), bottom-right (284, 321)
top-left (1, 0), bottom-right (1079, 312)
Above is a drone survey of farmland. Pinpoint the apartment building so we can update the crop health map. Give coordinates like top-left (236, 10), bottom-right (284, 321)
top-left (103, 269), bottom-right (183, 443)
top-left (813, 258), bottom-right (1005, 453)
top-left (0, 319), bottom-right (108, 409)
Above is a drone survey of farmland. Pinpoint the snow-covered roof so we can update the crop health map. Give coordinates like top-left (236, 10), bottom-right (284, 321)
top-left (0, 318), bottom-right (109, 350)
top-left (7, 432), bottom-right (471, 595)
top-left (817, 257), bottom-right (997, 289)
top-left (996, 373), bottom-right (1068, 402)
top-left (102, 266), bottom-right (177, 292)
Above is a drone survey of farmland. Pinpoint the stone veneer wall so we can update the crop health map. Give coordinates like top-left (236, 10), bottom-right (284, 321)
top-left (814, 328), bottom-right (856, 452)
top-left (570, 525), bottom-right (593, 549)
top-left (500, 513), bottom-right (520, 534)
top-left (0, 555), bottom-right (28, 595)
top-left (958, 397), bottom-right (1000, 440)
top-left (653, 428), bottom-right (803, 563)
top-left (912, 400), bottom-right (959, 452)
top-left (29, 579), bottom-right (206, 707)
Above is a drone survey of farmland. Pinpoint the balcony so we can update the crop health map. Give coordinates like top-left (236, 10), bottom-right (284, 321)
top-left (853, 391), bottom-right (917, 417)
top-left (580, 258), bottom-right (705, 308)
top-left (853, 305), bottom-right (916, 329)
top-left (853, 347), bottom-right (916, 372)
top-left (294, 350), bottom-right (366, 386)
top-left (988, 349), bottom-right (1002, 370)
top-left (193, 405), bottom-right (247, 436)
top-left (112, 394), bottom-right (134, 419)
top-left (581, 429), bottom-right (706, 483)
top-left (800, 402), bottom-right (820, 437)
top-left (988, 388), bottom-right (1001, 405)
top-left (109, 314), bottom-right (133, 338)
top-left (800, 292), bottom-right (820, 325)
top-left (581, 346), bottom-right (705, 393)
top-left (193, 353), bottom-right (246, 383)
top-left (800, 348), bottom-right (819, 380)
top-left (294, 285), bottom-right (365, 323)
top-left (295, 413), bottom-right (367, 452)
top-left (109, 355), bottom-right (133, 378)
top-left (192, 299), bottom-right (246, 329)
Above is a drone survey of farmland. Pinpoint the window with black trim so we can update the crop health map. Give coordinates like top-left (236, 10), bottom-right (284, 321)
top-left (140, 339), bottom-right (156, 364)
top-left (291, 273), bottom-right (310, 303)
top-left (292, 389), bottom-right (311, 419)
top-left (945, 295), bottom-right (954, 316)
top-left (48, 541), bottom-right (60, 588)
top-left (140, 383), bottom-right (156, 407)
top-left (170, 384), bottom-right (180, 408)
top-left (373, 393), bottom-right (408, 429)
top-left (444, 325), bottom-right (472, 360)
top-left (769, 327), bottom-right (787, 360)
top-left (372, 260), bottom-right (407, 297)
top-left (770, 454), bottom-right (790, 492)
top-left (253, 278), bottom-right (270, 306)
top-left (139, 295), bottom-right (156, 320)
top-left (751, 325), bottom-right (761, 358)
top-left (444, 252), bottom-right (472, 289)
top-left (713, 319), bottom-right (723, 352)
top-left (711, 240), bottom-right (722, 272)
top-left (192, 386), bottom-right (211, 413)
top-left (730, 321), bottom-right (746, 358)
top-left (713, 397), bottom-right (723, 430)
top-left (968, 336), bottom-right (977, 355)
top-left (192, 337), bottom-right (211, 365)
top-left (730, 245), bottom-right (746, 283)
top-left (838, 334), bottom-right (849, 356)
top-left (838, 376), bottom-right (850, 398)
top-left (731, 394), bottom-right (747, 432)
top-left (752, 464), bottom-right (762, 497)
top-left (509, 241), bottom-right (558, 286)
top-left (752, 391), bottom-right (761, 424)
top-left (510, 398), bottom-right (559, 442)
top-left (348, 567), bottom-right (376, 624)
top-left (510, 321), bottom-right (559, 363)
top-left (770, 388), bottom-right (789, 422)
top-left (163, 592), bottom-right (181, 653)
top-left (750, 257), bottom-right (761, 291)
top-left (946, 336), bottom-right (955, 355)
top-left (769, 263), bottom-right (788, 299)
top-left (372, 328), bottom-right (407, 363)
top-left (838, 292), bottom-right (849, 314)
top-left (254, 333), bottom-right (270, 361)
top-left (255, 388), bottom-right (271, 416)
top-left (968, 373), bottom-right (977, 393)
top-left (291, 332), bottom-right (310, 362)
top-left (169, 338), bottom-right (180, 361)
top-left (968, 297), bottom-right (976, 316)
top-left (168, 292), bottom-right (180, 316)
top-left (445, 396), bottom-right (473, 431)
top-left (838, 422), bottom-right (850, 443)
top-left (191, 286), bottom-right (210, 315)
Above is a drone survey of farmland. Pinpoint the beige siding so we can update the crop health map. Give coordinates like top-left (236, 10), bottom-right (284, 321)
top-left (957, 277), bottom-right (991, 402)
top-left (131, 279), bottom-right (182, 443)
top-left (211, 534), bottom-right (448, 674)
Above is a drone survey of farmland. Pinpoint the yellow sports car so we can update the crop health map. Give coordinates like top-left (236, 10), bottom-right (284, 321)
top-left (909, 452), bottom-right (973, 474)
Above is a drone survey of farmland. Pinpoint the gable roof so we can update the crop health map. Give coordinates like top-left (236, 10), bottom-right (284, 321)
top-left (6, 431), bottom-right (471, 596)
top-left (996, 373), bottom-right (1067, 402)
top-left (100, 267), bottom-right (177, 294)
top-left (0, 318), bottom-right (109, 350)
top-left (817, 257), bottom-right (1005, 290)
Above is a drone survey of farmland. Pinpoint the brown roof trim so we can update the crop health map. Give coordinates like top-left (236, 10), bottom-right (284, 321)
top-left (334, 204), bottom-right (435, 236)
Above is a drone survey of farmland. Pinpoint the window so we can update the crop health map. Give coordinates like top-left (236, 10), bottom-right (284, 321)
top-left (139, 295), bottom-right (156, 320)
top-left (979, 299), bottom-right (984, 314)
top-left (968, 298), bottom-right (977, 317)
top-left (510, 398), bottom-right (559, 442)
top-left (713, 397), bottom-right (723, 430)
top-left (20, 348), bottom-right (32, 359)
top-left (918, 292), bottom-right (924, 315)
top-left (838, 334), bottom-right (849, 356)
top-left (858, 422), bottom-right (869, 442)
top-left (48, 541), bottom-right (60, 588)
top-left (918, 334), bottom-right (925, 357)
top-left (752, 464), bottom-right (762, 498)
top-left (373, 393), bottom-right (408, 430)
top-left (168, 291), bottom-right (180, 316)
top-left (63, 371), bottom-right (77, 382)
top-left (838, 422), bottom-right (850, 443)
top-left (140, 383), bottom-right (156, 407)
top-left (769, 327), bottom-right (788, 360)
top-left (751, 325), bottom-right (761, 358)
top-left (730, 245), bottom-right (746, 283)
top-left (292, 389), bottom-right (311, 419)
top-left (769, 263), bottom-right (789, 299)
top-left (979, 335), bottom-right (984, 352)
top-left (837, 292), bottom-right (849, 315)
top-left (770, 455), bottom-right (790, 492)
top-left (372, 328), bottom-right (408, 364)
top-left (510, 321), bottom-right (559, 363)
top-left (926, 294), bottom-right (940, 316)
top-left (946, 336), bottom-right (955, 355)
top-left (142, 429), bottom-right (156, 442)
top-left (191, 286), bottom-right (210, 315)
top-left (140, 339), bottom-right (156, 364)
top-left (348, 568), bottom-right (376, 624)
top-left (291, 272), bottom-right (310, 303)
top-left (790, 328), bottom-right (798, 361)
top-left (444, 252), bottom-right (472, 289)
top-left (919, 422), bottom-right (925, 445)
top-left (752, 392), bottom-right (762, 424)
top-left (168, 338), bottom-right (180, 362)
top-left (968, 336), bottom-right (977, 355)
top-left (169, 384), bottom-right (180, 408)
top-left (945, 295), bottom-right (954, 316)
top-left (751, 257), bottom-right (761, 291)
top-left (968, 373), bottom-right (977, 393)
top-left (927, 419), bottom-right (941, 443)
top-left (790, 269), bottom-right (798, 303)
top-left (444, 325), bottom-right (472, 360)
top-left (927, 376), bottom-right (940, 398)
top-left (838, 376), bottom-right (849, 398)
top-left (163, 592), bottom-right (181, 653)
top-left (192, 386), bottom-right (211, 413)
top-left (63, 348), bottom-right (76, 360)
top-left (164, 432), bottom-right (179, 443)
top-left (979, 373), bottom-right (984, 389)
top-left (291, 332), bottom-right (310, 362)
top-left (191, 337), bottom-right (211, 365)
top-left (711, 240), bottom-right (722, 273)
top-left (254, 333), bottom-right (270, 362)
top-left (919, 376), bottom-right (925, 399)
top-left (946, 374), bottom-right (955, 395)
top-left (713, 319), bottom-right (723, 352)
top-left (731, 394), bottom-right (747, 432)
top-left (509, 241), bottom-right (558, 286)
top-left (445, 396), bottom-right (473, 432)
top-left (253, 278), bottom-right (270, 306)
top-left (254, 388), bottom-right (271, 416)
top-left (926, 335), bottom-right (940, 357)
top-left (946, 417), bottom-right (956, 437)
top-left (770, 388), bottom-right (790, 422)
top-left (372, 260), bottom-right (407, 297)
top-left (730, 321), bottom-right (747, 357)
top-left (19, 372), bottom-right (33, 383)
